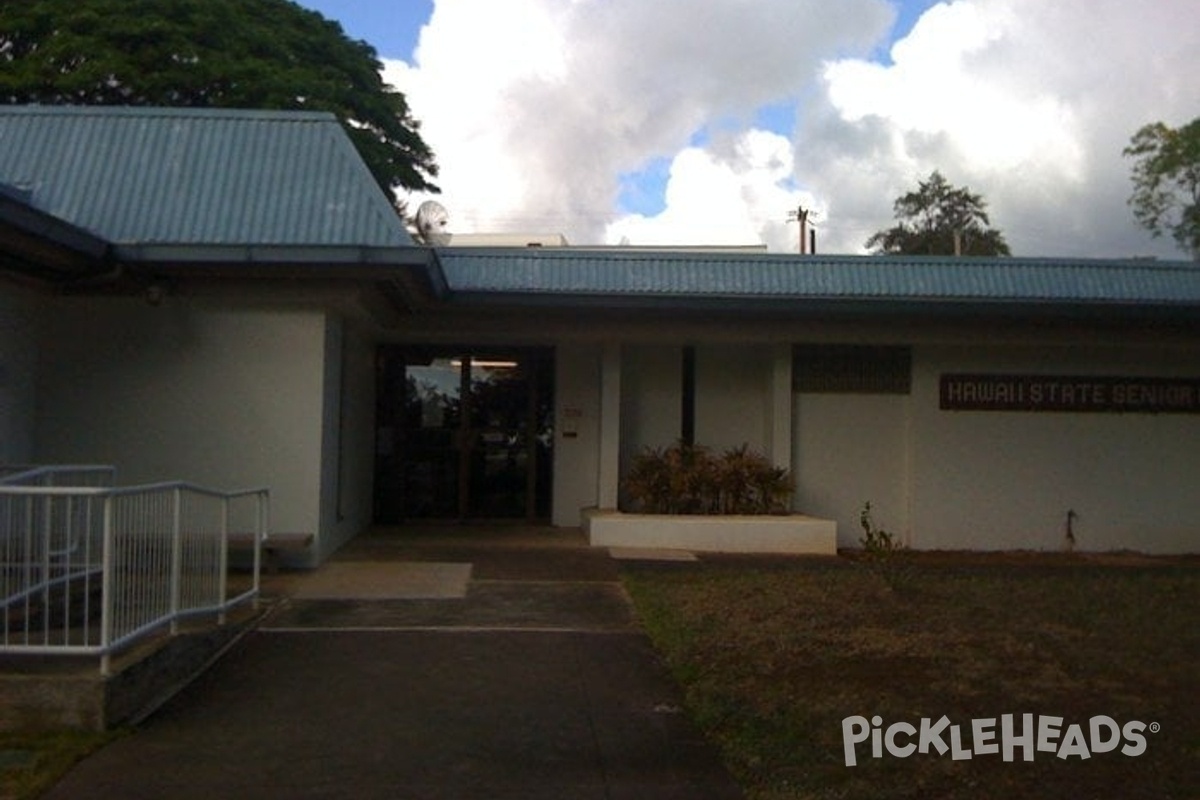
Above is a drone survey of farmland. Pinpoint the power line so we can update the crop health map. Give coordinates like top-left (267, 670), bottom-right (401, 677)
top-left (786, 205), bottom-right (818, 254)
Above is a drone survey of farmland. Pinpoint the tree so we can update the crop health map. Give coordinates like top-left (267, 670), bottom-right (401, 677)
top-left (1123, 118), bottom-right (1200, 261)
top-left (0, 0), bottom-right (438, 199)
top-left (866, 171), bottom-right (1010, 256)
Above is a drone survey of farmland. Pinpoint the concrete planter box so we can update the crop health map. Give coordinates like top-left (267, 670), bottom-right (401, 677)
top-left (584, 509), bottom-right (837, 555)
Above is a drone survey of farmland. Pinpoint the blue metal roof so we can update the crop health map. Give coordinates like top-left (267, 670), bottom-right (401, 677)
top-left (0, 105), bottom-right (1194, 317)
top-left (0, 183), bottom-right (111, 280)
top-left (434, 249), bottom-right (1200, 309)
top-left (0, 105), bottom-right (413, 249)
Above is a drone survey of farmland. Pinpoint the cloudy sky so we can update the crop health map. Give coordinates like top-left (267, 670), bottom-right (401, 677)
top-left (298, 0), bottom-right (1198, 258)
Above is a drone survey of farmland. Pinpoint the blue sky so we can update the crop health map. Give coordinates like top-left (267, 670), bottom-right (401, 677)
top-left (299, 0), bottom-right (433, 58)
top-left (295, 0), bottom-right (1197, 258)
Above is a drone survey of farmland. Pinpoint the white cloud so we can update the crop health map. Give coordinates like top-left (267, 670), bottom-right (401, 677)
top-left (607, 130), bottom-right (825, 251)
top-left (389, 0), bottom-right (1200, 258)
top-left (808, 0), bottom-right (1200, 256)
top-left (824, 2), bottom-right (1082, 177)
top-left (387, 0), bottom-right (892, 243)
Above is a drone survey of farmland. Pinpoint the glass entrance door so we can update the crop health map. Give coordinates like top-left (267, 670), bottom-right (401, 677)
top-left (375, 347), bottom-right (553, 522)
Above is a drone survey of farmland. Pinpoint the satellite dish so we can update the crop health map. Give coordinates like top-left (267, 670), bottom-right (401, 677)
top-left (414, 200), bottom-right (451, 246)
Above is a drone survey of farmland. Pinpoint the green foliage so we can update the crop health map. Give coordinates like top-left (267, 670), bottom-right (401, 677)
top-left (623, 442), bottom-right (793, 515)
top-left (1123, 117), bottom-right (1200, 260)
top-left (866, 170), bottom-right (1010, 256)
top-left (858, 501), bottom-right (903, 556)
top-left (0, 0), bottom-right (438, 198)
top-left (858, 501), bottom-right (912, 593)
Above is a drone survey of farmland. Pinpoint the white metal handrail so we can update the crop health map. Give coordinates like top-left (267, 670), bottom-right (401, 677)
top-left (0, 464), bottom-right (116, 488)
top-left (1, 479), bottom-right (267, 674)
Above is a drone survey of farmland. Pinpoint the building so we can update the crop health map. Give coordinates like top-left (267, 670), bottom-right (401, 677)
top-left (2, 105), bottom-right (1198, 564)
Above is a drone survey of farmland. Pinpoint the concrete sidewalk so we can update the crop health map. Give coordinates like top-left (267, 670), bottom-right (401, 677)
top-left (41, 529), bottom-right (743, 799)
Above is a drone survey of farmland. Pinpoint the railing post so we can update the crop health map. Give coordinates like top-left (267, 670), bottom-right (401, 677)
top-left (39, 493), bottom-right (51, 641)
top-left (60, 494), bottom-right (76, 638)
top-left (170, 486), bottom-right (183, 636)
top-left (253, 491), bottom-right (266, 608)
top-left (99, 494), bottom-right (115, 677)
top-left (217, 495), bottom-right (229, 625)
top-left (21, 496), bottom-right (33, 642)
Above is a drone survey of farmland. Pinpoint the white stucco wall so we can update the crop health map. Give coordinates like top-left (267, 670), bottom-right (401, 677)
top-left (908, 345), bottom-right (1200, 553)
top-left (694, 343), bottom-right (770, 454)
top-left (791, 343), bottom-right (1199, 553)
top-left (552, 344), bottom-right (603, 526)
top-left (619, 345), bottom-right (682, 503)
top-left (618, 343), bottom-right (776, 463)
top-left (793, 393), bottom-right (910, 549)
top-left (35, 299), bottom-right (328, 543)
top-left (318, 317), bottom-right (378, 561)
top-left (0, 284), bottom-right (37, 464)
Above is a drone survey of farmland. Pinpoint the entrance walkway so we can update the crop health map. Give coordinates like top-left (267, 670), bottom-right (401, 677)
top-left (41, 527), bottom-right (743, 799)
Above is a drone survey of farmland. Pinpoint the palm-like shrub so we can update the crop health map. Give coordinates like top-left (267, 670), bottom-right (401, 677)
top-left (623, 442), bottom-right (793, 515)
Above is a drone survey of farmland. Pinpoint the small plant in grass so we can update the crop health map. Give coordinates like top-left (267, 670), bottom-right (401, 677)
top-left (858, 501), bottom-right (914, 592)
top-left (859, 501), bottom-right (903, 556)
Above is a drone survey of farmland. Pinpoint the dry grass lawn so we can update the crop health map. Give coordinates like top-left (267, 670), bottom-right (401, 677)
top-left (622, 552), bottom-right (1199, 799)
top-left (0, 729), bottom-right (117, 800)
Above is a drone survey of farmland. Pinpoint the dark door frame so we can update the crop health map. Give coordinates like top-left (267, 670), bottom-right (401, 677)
top-left (374, 345), bottom-right (554, 524)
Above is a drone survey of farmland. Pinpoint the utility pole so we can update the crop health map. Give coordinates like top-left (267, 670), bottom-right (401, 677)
top-left (787, 205), bottom-right (812, 255)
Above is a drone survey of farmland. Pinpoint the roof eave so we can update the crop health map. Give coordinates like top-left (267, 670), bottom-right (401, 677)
top-left (112, 243), bottom-right (426, 267)
top-left (112, 243), bottom-right (449, 311)
top-left (0, 192), bottom-right (111, 282)
top-left (441, 290), bottom-right (1200, 322)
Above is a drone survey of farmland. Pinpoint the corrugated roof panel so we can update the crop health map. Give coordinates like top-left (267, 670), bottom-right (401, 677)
top-left (0, 106), bottom-right (412, 248)
top-left (436, 250), bottom-right (1200, 307)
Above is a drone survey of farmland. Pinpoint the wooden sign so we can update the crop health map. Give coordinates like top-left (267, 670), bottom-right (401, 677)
top-left (940, 374), bottom-right (1200, 413)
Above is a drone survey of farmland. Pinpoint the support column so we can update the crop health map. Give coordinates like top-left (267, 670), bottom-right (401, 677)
top-left (767, 343), bottom-right (793, 473)
top-left (597, 342), bottom-right (622, 510)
